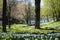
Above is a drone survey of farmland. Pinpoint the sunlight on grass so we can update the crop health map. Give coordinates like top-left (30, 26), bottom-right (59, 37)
top-left (0, 22), bottom-right (60, 34)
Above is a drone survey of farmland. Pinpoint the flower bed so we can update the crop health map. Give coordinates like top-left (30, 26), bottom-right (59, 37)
top-left (0, 32), bottom-right (60, 40)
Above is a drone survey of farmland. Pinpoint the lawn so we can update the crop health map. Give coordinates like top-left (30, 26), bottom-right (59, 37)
top-left (40, 21), bottom-right (60, 30)
top-left (0, 21), bottom-right (60, 34)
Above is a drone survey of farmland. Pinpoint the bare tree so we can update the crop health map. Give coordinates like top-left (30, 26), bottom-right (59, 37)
top-left (7, 0), bottom-right (17, 28)
top-left (27, 1), bottom-right (32, 25)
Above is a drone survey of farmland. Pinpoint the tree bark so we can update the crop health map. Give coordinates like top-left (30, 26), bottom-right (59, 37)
top-left (2, 0), bottom-right (7, 32)
top-left (8, 6), bottom-right (11, 28)
top-left (56, 12), bottom-right (60, 21)
top-left (35, 0), bottom-right (40, 29)
top-left (28, 2), bottom-right (31, 25)
top-left (26, 9), bottom-right (29, 25)
top-left (47, 15), bottom-right (49, 22)
top-left (53, 13), bottom-right (55, 21)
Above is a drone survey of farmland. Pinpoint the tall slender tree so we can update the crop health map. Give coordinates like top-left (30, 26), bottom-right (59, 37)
top-left (7, 0), bottom-right (17, 28)
top-left (35, 0), bottom-right (41, 29)
top-left (8, 4), bottom-right (11, 28)
top-left (2, 0), bottom-right (7, 32)
top-left (25, 0), bottom-right (29, 25)
top-left (27, 1), bottom-right (32, 25)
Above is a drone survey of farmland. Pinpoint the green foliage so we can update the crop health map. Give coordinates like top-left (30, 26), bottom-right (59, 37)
top-left (41, 0), bottom-right (60, 20)
top-left (41, 7), bottom-right (52, 20)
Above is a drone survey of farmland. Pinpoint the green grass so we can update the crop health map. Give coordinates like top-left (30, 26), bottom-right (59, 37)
top-left (40, 21), bottom-right (60, 29)
top-left (7, 24), bottom-right (41, 34)
top-left (0, 21), bottom-right (60, 34)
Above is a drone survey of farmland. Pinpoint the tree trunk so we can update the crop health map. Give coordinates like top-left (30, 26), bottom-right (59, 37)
top-left (44, 19), bottom-right (45, 23)
top-left (47, 15), bottom-right (49, 22)
top-left (28, 2), bottom-right (31, 26)
top-left (2, 0), bottom-right (7, 32)
top-left (56, 12), bottom-right (60, 21)
top-left (35, 0), bottom-right (40, 29)
top-left (26, 10), bottom-right (29, 25)
top-left (8, 6), bottom-right (11, 28)
top-left (53, 13), bottom-right (55, 21)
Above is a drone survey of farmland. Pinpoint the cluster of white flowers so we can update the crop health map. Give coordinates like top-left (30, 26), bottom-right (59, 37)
top-left (0, 33), bottom-right (59, 40)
